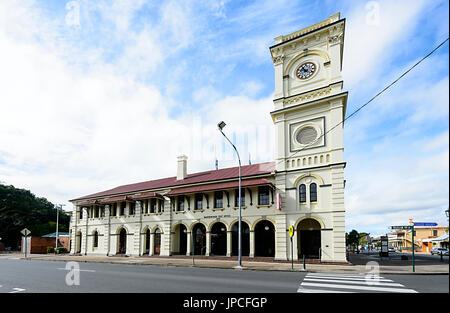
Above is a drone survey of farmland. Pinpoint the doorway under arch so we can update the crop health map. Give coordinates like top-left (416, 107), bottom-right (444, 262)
top-left (144, 228), bottom-right (150, 255)
top-left (254, 220), bottom-right (275, 257)
top-left (210, 222), bottom-right (227, 256)
top-left (76, 231), bottom-right (82, 254)
top-left (154, 228), bottom-right (161, 255)
top-left (231, 221), bottom-right (250, 256)
top-left (118, 228), bottom-right (127, 254)
top-left (173, 224), bottom-right (187, 255)
top-left (192, 223), bottom-right (206, 255)
top-left (297, 218), bottom-right (321, 259)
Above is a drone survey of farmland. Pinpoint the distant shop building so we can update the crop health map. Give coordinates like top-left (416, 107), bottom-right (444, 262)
top-left (388, 218), bottom-right (448, 252)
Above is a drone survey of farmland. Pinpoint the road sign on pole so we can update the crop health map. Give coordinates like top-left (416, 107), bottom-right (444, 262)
top-left (390, 226), bottom-right (412, 230)
top-left (389, 225), bottom-right (415, 272)
top-left (21, 228), bottom-right (31, 258)
top-left (413, 222), bottom-right (438, 227)
top-left (289, 226), bottom-right (294, 270)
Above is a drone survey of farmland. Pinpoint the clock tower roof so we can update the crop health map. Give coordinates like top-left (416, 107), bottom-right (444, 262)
top-left (270, 12), bottom-right (343, 50)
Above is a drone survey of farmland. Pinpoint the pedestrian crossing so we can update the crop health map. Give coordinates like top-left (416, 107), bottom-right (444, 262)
top-left (297, 273), bottom-right (418, 293)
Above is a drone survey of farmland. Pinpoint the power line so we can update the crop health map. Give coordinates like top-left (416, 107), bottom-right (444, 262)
top-left (277, 37), bottom-right (449, 167)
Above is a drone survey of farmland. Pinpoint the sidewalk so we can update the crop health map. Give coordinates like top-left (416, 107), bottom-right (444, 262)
top-left (4, 253), bottom-right (448, 274)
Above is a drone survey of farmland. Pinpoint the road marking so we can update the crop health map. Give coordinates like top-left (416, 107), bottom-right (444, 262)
top-left (298, 273), bottom-right (418, 293)
top-left (303, 278), bottom-right (404, 287)
top-left (306, 274), bottom-right (393, 282)
top-left (9, 288), bottom-right (26, 293)
top-left (308, 273), bottom-right (376, 278)
top-left (297, 286), bottom-right (355, 293)
top-left (300, 282), bottom-right (417, 293)
top-left (57, 268), bottom-right (96, 272)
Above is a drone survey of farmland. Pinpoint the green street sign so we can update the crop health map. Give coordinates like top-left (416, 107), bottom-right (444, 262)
top-left (390, 226), bottom-right (412, 230)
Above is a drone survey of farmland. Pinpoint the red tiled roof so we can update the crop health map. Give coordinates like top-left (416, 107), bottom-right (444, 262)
top-left (71, 162), bottom-right (275, 202)
top-left (98, 195), bottom-right (132, 204)
top-left (131, 192), bottom-right (164, 200)
top-left (78, 199), bottom-right (100, 206)
top-left (165, 178), bottom-right (274, 196)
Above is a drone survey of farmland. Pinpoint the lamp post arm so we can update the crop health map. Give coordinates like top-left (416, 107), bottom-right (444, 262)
top-left (219, 130), bottom-right (241, 165)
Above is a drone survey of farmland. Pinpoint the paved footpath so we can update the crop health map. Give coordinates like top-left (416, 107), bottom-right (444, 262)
top-left (1, 252), bottom-right (448, 274)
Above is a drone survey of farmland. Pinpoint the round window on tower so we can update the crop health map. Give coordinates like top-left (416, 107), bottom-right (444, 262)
top-left (296, 126), bottom-right (318, 145)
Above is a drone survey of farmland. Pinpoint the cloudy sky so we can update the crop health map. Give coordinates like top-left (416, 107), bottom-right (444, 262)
top-left (0, 0), bottom-right (448, 235)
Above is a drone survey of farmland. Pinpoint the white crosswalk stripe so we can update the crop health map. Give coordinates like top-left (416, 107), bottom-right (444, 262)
top-left (297, 273), bottom-right (418, 293)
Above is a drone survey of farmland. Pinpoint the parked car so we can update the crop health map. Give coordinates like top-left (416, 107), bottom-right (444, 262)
top-left (430, 248), bottom-right (449, 256)
top-left (388, 247), bottom-right (395, 253)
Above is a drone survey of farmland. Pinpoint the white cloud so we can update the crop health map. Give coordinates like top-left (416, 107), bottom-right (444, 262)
top-left (343, 0), bottom-right (428, 88)
top-left (0, 0), bottom-right (275, 209)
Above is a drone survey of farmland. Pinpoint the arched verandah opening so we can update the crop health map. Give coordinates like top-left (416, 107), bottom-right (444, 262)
top-left (192, 223), bottom-right (206, 255)
top-left (154, 228), bottom-right (162, 255)
top-left (297, 218), bottom-right (321, 259)
top-left (118, 228), bottom-right (127, 254)
top-left (254, 220), bottom-right (275, 257)
top-left (143, 228), bottom-right (151, 255)
top-left (75, 231), bottom-right (82, 254)
top-left (173, 224), bottom-right (187, 255)
top-left (210, 222), bottom-right (227, 256)
top-left (231, 221), bottom-right (249, 256)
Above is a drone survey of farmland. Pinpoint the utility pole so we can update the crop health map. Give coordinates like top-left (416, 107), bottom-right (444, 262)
top-left (56, 204), bottom-right (65, 252)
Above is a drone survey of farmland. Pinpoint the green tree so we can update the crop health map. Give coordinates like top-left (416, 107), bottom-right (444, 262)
top-left (0, 184), bottom-right (70, 249)
top-left (347, 229), bottom-right (360, 249)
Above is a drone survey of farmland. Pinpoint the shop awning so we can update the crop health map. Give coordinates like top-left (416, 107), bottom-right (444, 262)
top-left (165, 178), bottom-right (274, 196)
top-left (431, 233), bottom-right (449, 242)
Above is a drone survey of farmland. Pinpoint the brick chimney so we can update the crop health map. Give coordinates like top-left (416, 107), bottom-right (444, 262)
top-left (177, 155), bottom-right (188, 180)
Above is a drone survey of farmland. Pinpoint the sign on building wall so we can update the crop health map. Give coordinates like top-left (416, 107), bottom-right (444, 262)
top-left (276, 193), bottom-right (282, 211)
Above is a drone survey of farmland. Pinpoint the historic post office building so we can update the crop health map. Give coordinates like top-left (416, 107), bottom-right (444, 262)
top-left (69, 13), bottom-right (348, 263)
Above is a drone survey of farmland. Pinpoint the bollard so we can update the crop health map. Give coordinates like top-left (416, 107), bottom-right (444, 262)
top-left (303, 255), bottom-right (306, 270)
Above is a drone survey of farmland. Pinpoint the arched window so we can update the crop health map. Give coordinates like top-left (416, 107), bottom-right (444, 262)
top-left (299, 184), bottom-right (306, 203)
top-left (93, 231), bottom-right (98, 248)
top-left (310, 183), bottom-right (317, 202)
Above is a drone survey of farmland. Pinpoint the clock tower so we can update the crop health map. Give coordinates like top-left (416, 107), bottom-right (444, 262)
top-left (270, 13), bottom-right (348, 262)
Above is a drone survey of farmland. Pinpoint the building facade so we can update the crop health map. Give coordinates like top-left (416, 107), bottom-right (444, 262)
top-left (69, 13), bottom-right (348, 263)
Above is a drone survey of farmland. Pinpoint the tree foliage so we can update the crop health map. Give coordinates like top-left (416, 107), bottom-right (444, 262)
top-left (0, 184), bottom-right (70, 249)
top-left (346, 229), bottom-right (360, 248)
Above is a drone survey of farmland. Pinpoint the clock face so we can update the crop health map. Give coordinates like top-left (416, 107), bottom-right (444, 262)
top-left (296, 62), bottom-right (316, 80)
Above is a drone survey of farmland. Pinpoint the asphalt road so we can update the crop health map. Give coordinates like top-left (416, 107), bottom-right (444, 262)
top-left (348, 251), bottom-right (449, 265)
top-left (0, 259), bottom-right (448, 293)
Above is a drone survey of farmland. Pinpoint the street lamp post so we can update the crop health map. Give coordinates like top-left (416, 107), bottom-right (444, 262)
top-left (218, 121), bottom-right (243, 268)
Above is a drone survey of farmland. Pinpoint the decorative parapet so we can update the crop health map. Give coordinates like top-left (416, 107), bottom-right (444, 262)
top-left (274, 13), bottom-right (340, 45)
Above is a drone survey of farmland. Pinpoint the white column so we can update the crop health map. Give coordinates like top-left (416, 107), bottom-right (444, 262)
top-left (226, 231), bottom-right (232, 257)
top-left (292, 229), bottom-right (298, 261)
top-left (249, 230), bottom-right (255, 258)
top-left (205, 231), bottom-right (211, 256)
top-left (275, 215), bottom-right (288, 260)
top-left (149, 232), bottom-right (154, 256)
top-left (104, 204), bottom-right (110, 256)
top-left (186, 232), bottom-right (191, 256)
